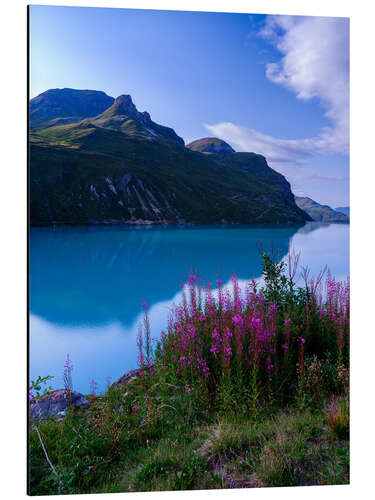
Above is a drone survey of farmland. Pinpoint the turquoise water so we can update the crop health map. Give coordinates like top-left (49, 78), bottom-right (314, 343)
top-left (29, 223), bottom-right (349, 393)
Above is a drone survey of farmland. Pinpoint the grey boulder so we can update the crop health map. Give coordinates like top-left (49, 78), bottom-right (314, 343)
top-left (30, 389), bottom-right (90, 421)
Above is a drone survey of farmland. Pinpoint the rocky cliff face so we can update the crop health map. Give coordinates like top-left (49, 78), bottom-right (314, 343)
top-left (29, 89), bottom-right (311, 226)
top-left (101, 94), bottom-right (152, 125)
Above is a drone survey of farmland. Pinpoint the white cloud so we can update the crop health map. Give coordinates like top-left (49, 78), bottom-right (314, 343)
top-left (206, 15), bottom-right (349, 172)
top-left (205, 122), bottom-right (316, 166)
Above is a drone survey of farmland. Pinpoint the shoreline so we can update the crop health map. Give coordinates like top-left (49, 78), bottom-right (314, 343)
top-left (29, 220), bottom-right (313, 229)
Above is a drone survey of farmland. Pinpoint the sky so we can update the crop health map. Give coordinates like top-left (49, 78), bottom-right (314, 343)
top-left (29, 6), bottom-right (349, 207)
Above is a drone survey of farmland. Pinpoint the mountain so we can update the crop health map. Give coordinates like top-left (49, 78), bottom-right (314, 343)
top-left (30, 88), bottom-right (114, 130)
top-left (29, 89), bottom-right (311, 226)
top-left (91, 94), bottom-right (185, 146)
top-left (295, 197), bottom-right (349, 223)
top-left (187, 140), bottom-right (298, 201)
top-left (187, 137), bottom-right (235, 156)
top-left (335, 206), bottom-right (350, 217)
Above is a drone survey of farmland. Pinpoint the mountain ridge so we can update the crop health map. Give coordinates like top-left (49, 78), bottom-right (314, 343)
top-left (29, 88), bottom-right (311, 226)
top-left (187, 137), bottom-right (235, 156)
top-left (295, 197), bottom-right (349, 223)
top-left (335, 206), bottom-right (350, 217)
top-left (30, 88), bottom-right (115, 129)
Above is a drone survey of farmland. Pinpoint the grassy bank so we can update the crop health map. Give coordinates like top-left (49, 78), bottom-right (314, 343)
top-left (29, 253), bottom-right (349, 494)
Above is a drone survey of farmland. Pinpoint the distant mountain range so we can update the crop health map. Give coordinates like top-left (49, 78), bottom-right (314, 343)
top-left (335, 206), bottom-right (350, 217)
top-left (295, 197), bottom-right (349, 223)
top-left (29, 88), bottom-right (312, 226)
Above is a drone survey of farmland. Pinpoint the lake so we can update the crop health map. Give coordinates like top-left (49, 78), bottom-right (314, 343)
top-left (29, 222), bottom-right (349, 393)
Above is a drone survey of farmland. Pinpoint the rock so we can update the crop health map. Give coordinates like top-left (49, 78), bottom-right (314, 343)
top-left (110, 366), bottom-right (153, 388)
top-left (30, 389), bottom-right (90, 421)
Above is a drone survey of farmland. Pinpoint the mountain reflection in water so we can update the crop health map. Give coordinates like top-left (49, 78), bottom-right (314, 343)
top-left (29, 223), bottom-right (349, 392)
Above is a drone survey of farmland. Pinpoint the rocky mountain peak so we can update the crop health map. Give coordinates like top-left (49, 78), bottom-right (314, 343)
top-left (112, 94), bottom-right (151, 124)
top-left (114, 94), bottom-right (137, 113)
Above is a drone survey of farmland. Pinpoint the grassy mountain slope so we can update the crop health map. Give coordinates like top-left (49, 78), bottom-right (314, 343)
top-left (30, 88), bottom-right (114, 130)
top-left (295, 197), bottom-right (349, 223)
top-left (187, 137), bottom-right (235, 156)
top-left (91, 95), bottom-right (185, 146)
top-left (29, 90), bottom-right (311, 226)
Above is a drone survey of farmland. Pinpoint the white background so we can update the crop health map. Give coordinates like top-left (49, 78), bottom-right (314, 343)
top-left (0, 0), bottom-right (374, 498)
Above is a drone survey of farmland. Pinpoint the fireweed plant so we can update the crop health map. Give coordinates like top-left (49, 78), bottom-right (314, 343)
top-left (144, 253), bottom-right (349, 415)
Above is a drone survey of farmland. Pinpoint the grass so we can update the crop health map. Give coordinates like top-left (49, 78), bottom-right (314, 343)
top-left (29, 115), bottom-right (309, 226)
top-left (29, 390), bottom-right (349, 494)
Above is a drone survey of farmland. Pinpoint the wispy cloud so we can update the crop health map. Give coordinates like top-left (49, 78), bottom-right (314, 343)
top-left (205, 15), bottom-right (349, 173)
top-left (204, 122), bottom-right (319, 167)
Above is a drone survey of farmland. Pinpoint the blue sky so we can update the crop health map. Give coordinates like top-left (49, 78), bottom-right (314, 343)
top-left (29, 6), bottom-right (349, 207)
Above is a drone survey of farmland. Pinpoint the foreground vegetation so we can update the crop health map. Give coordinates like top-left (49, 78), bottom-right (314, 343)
top-left (29, 252), bottom-right (349, 494)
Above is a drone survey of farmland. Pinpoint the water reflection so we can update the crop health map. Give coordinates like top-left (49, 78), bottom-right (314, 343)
top-left (30, 224), bottom-right (300, 327)
top-left (29, 223), bottom-right (349, 392)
